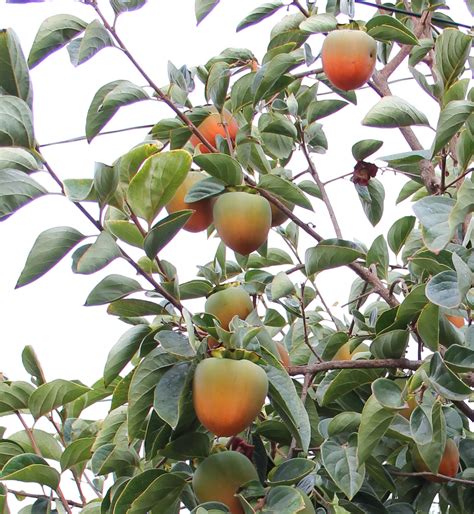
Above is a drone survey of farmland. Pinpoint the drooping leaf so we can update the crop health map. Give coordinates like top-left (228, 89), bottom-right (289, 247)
top-left (258, 174), bottom-right (312, 210)
top-left (305, 239), bottom-right (365, 274)
top-left (193, 153), bottom-right (243, 186)
top-left (0, 169), bottom-right (47, 220)
top-left (435, 28), bottom-right (472, 91)
top-left (72, 231), bottom-right (122, 275)
top-left (366, 15), bottom-right (419, 45)
top-left (195, 0), bottom-right (220, 24)
top-left (299, 13), bottom-right (338, 33)
top-left (0, 96), bottom-right (34, 148)
top-left (0, 454), bottom-right (60, 490)
top-left (362, 96), bottom-right (430, 128)
top-left (110, 0), bottom-right (147, 15)
top-left (425, 352), bottom-right (472, 401)
top-left (85, 274), bottom-right (143, 306)
top-left (237, 1), bottom-right (284, 32)
top-left (67, 20), bottom-right (114, 67)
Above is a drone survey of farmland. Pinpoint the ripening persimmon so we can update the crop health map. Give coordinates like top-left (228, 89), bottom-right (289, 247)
top-left (276, 341), bottom-right (290, 369)
top-left (193, 357), bottom-right (269, 436)
top-left (189, 107), bottom-right (239, 153)
top-left (205, 286), bottom-right (254, 330)
top-left (165, 171), bottom-right (213, 232)
top-left (412, 439), bottom-right (460, 482)
top-left (213, 192), bottom-right (272, 255)
top-left (445, 314), bottom-right (465, 328)
top-left (270, 200), bottom-right (294, 227)
top-left (192, 451), bottom-right (258, 514)
top-left (332, 341), bottom-right (368, 360)
top-left (400, 395), bottom-right (418, 420)
top-left (321, 30), bottom-right (377, 91)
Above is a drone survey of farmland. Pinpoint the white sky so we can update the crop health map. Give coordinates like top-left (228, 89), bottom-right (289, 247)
top-left (0, 0), bottom-right (472, 511)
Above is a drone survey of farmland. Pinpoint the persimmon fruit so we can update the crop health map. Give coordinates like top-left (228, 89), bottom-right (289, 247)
top-left (165, 171), bottom-right (213, 232)
top-left (413, 438), bottom-right (460, 482)
top-left (321, 30), bottom-right (377, 91)
top-left (276, 341), bottom-right (290, 369)
top-left (213, 192), bottom-right (272, 255)
top-left (445, 314), bottom-right (465, 328)
top-left (193, 357), bottom-right (268, 436)
top-left (400, 395), bottom-right (417, 420)
top-left (332, 341), bottom-right (368, 360)
top-left (190, 108), bottom-right (239, 153)
top-left (192, 451), bottom-right (258, 514)
top-left (205, 286), bottom-right (254, 330)
top-left (270, 200), bottom-right (294, 227)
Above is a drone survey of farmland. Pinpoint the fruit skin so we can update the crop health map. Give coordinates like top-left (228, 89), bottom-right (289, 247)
top-left (190, 108), bottom-right (239, 153)
top-left (445, 314), bottom-right (464, 328)
top-left (192, 451), bottom-right (258, 514)
top-left (165, 171), bottom-right (213, 232)
top-left (413, 439), bottom-right (460, 482)
top-left (321, 30), bottom-right (377, 91)
top-left (276, 341), bottom-right (290, 369)
top-left (205, 286), bottom-right (254, 330)
top-left (193, 357), bottom-right (269, 436)
top-left (270, 200), bottom-right (294, 227)
top-left (213, 192), bottom-right (272, 255)
top-left (400, 395), bottom-right (417, 420)
top-left (332, 341), bottom-right (368, 360)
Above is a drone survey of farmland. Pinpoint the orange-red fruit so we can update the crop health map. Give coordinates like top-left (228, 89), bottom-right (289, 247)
top-left (190, 108), bottom-right (239, 153)
top-left (445, 314), bottom-right (465, 328)
top-left (213, 192), bottom-right (271, 255)
top-left (276, 341), bottom-right (290, 369)
top-left (193, 357), bottom-right (269, 437)
top-left (165, 171), bottom-right (213, 232)
top-left (413, 439), bottom-right (460, 482)
top-left (321, 30), bottom-right (377, 91)
top-left (192, 451), bottom-right (258, 514)
top-left (205, 286), bottom-right (254, 331)
top-left (270, 200), bottom-right (294, 227)
top-left (400, 395), bottom-right (417, 420)
top-left (332, 342), bottom-right (368, 361)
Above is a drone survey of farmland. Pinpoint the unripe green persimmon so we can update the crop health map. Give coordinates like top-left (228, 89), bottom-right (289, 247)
top-left (213, 192), bottom-right (271, 255)
top-left (205, 286), bottom-right (254, 330)
top-left (192, 451), bottom-right (258, 514)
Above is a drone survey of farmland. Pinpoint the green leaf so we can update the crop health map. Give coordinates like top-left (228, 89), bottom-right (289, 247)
top-left (412, 196), bottom-right (455, 252)
top-left (456, 128), bottom-right (473, 172)
top-left (267, 458), bottom-right (315, 486)
top-left (371, 378), bottom-right (404, 410)
top-left (258, 174), bottom-right (312, 210)
top-left (144, 210), bottom-right (193, 259)
top-left (387, 216), bottom-right (416, 255)
top-left (0, 29), bottom-right (32, 107)
top-left (179, 279), bottom-right (213, 300)
top-left (0, 148), bottom-right (40, 174)
top-left (127, 150), bottom-right (192, 225)
top-left (104, 325), bottom-right (151, 385)
top-left (305, 239), bottom-right (364, 274)
top-left (85, 274), bottom-right (143, 306)
top-left (444, 345), bottom-right (474, 372)
top-left (107, 299), bottom-right (166, 317)
top-left (366, 234), bottom-right (389, 279)
top-left (67, 20), bottom-right (114, 66)
top-left (128, 348), bottom-right (177, 438)
top-left (86, 80), bottom-right (149, 142)
top-left (0, 454), bottom-right (60, 490)
top-left (371, 330), bottom-right (409, 359)
top-left (0, 169), bottom-right (47, 220)
top-left (193, 153), bottom-right (243, 186)
top-left (16, 227), bottom-right (85, 287)
top-left (63, 178), bottom-right (96, 202)
top-left (431, 100), bottom-right (474, 157)
top-left (72, 231), bottom-right (122, 275)
top-left (205, 62), bottom-right (230, 112)
top-left (160, 432), bottom-right (211, 460)
top-left (29, 379), bottom-right (90, 419)
top-left (155, 331), bottom-right (196, 358)
top-left (357, 395), bottom-right (395, 466)
top-left (184, 176), bottom-right (225, 203)
top-left (307, 99), bottom-right (348, 122)
top-left (21, 346), bottom-right (46, 385)
top-left (426, 270), bottom-right (462, 309)
top-left (270, 272), bottom-right (295, 301)
top-left (425, 352), bottom-right (472, 401)
top-left (110, 0), bottom-right (147, 15)
top-left (0, 96), bottom-right (34, 148)
top-left (0, 381), bottom-right (34, 415)
top-left (60, 437), bottom-right (94, 471)
top-left (327, 412), bottom-right (362, 437)
top-left (262, 485), bottom-right (304, 512)
top-left (316, 369), bottom-right (380, 407)
top-left (106, 220), bottom-right (144, 249)
top-left (94, 162), bottom-right (119, 206)
top-left (237, 1), bottom-right (284, 32)
top-left (416, 401), bottom-right (446, 473)
top-left (91, 443), bottom-right (138, 476)
top-left (9, 429), bottom-right (62, 461)
top-left (112, 469), bottom-right (164, 514)
top-left (28, 14), bottom-right (88, 68)
top-left (357, 178), bottom-right (385, 227)
top-left (352, 139), bottom-right (383, 161)
top-left (154, 362), bottom-right (191, 429)
top-left (435, 28), bottom-right (472, 91)
top-left (299, 13), bottom-right (338, 33)
top-left (416, 302), bottom-right (440, 352)
top-left (253, 54), bottom-right (297, 105)
top-left (366, 15), bottom-right (419, 45)
top-left (322, 438), bottom-right (365, 500)
top-left (195, 0), bottom-right (220, 24)
top-left (362, 96), bottom-right (429, 128)
top-left (265, 357), bottom-right (310, 452)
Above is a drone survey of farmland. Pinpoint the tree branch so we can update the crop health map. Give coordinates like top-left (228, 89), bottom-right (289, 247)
top-left (389, 469), bottom-right (474, 487)
top-left (6, 489), bottom-right (83, 508)
top-left (288, 358), bottom-right (422, 375)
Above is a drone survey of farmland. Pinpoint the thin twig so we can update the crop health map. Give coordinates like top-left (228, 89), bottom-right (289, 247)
top-left (6, 489), bottom-right (83, 508)
top-left (390, 470), bottom-right (474, 486)
top-left (292, 0), bottom-right (309, 17)
top-left (300, 284), bottom-right (322, 362)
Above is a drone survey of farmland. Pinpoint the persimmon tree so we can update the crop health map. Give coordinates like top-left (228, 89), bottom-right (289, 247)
top-left (0, 0), bottom-right (473, 513)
